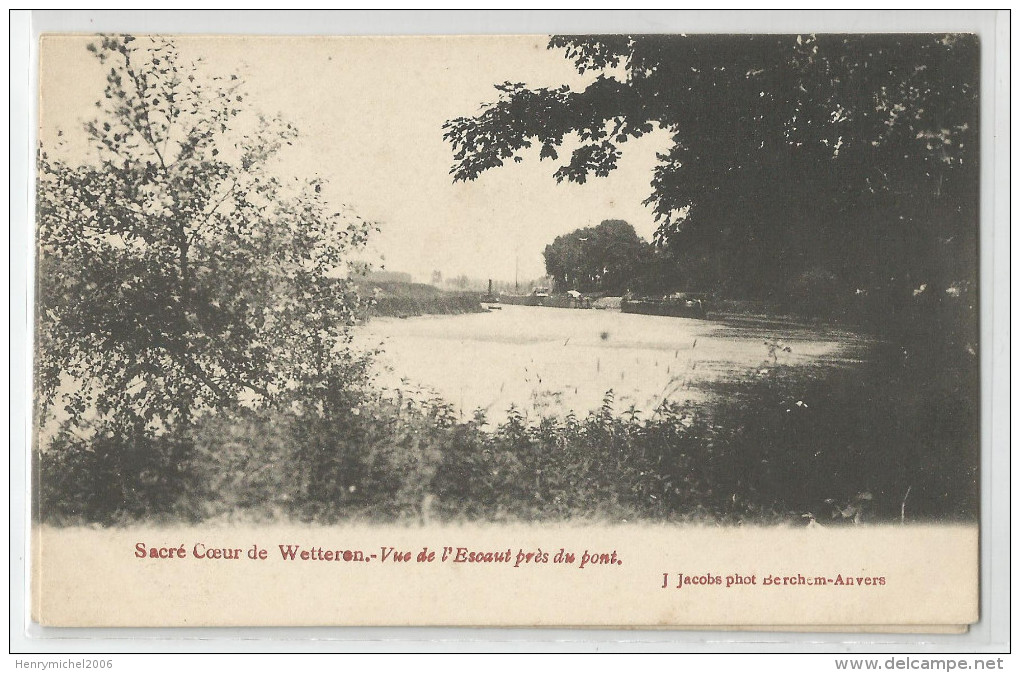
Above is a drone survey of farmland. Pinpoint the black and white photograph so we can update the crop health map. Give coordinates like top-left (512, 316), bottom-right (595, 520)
top-left (27, 26), bottom-right (987, 629)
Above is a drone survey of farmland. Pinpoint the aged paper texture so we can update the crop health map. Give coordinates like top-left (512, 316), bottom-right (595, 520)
top-left (33, 34), bottom-right (981, 629)
top-left (34, 525), bottom-right (977, 627)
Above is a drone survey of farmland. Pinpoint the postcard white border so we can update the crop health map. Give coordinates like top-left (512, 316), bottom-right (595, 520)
top-left (8, 9), bottom-right (1011, 654)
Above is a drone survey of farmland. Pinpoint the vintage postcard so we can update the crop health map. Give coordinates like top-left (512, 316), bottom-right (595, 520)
top-left (31, 33), bottom-right (980, 628)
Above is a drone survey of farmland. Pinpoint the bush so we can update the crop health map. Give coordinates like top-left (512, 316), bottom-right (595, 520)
top-left (36, 342), bottom-right (977, 526)
top-left (355, 281), bottom-right (484, 318)
top-left (698, 345), bottom-right (978, 523)
top-left (37, 419), bottom-right (195, 523)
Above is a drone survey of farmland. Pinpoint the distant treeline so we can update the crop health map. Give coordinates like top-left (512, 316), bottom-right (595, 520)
top-left (363, 270), bottom-right (413, 284)
top-left (429, 271), bottom-right (551, 295)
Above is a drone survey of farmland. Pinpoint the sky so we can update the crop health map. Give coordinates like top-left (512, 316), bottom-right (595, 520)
top-left (38, 35), bottom-right (671, 284)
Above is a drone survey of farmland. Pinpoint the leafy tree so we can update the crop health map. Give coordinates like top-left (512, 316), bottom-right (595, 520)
top-left (543, 219), bottom-right (651, 294)
top-left (37, 35), bottom-right (375, 438)
top-left (444, 34), bottom-right (979, 321)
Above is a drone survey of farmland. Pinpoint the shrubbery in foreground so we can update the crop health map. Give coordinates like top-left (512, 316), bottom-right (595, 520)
top-left (36, 345), bottom-right (977, 526)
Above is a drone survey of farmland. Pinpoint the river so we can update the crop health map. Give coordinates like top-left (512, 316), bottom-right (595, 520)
top-left (356, 305), bottom-right (865, 422)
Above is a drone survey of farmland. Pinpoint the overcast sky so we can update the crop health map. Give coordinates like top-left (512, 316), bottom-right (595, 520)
top-left (39, 35), bottom-right (670, 283)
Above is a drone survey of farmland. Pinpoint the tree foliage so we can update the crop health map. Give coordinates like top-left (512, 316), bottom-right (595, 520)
top-left (444, 34), bottom-right (979, 318)
top-left (37, 36), bottom-right (375, 435)
top-left (543, 219), bottom-right (651, 294)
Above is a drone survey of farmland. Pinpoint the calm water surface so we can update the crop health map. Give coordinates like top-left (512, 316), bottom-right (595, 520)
top-left (356, 305), bottom-right (865, 422)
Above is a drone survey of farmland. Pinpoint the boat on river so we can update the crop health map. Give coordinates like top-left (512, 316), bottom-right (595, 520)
top-left (500, 288), bottom-right (591, 309)
top-left (621, 293), bottom-right (708, 319)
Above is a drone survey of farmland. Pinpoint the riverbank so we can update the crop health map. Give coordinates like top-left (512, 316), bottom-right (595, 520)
top-left (356, 280), bottom-right (484, 318)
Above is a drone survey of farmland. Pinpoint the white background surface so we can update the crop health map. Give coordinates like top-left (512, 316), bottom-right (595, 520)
top-left (7, 9), bottom-right (1011, 660)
